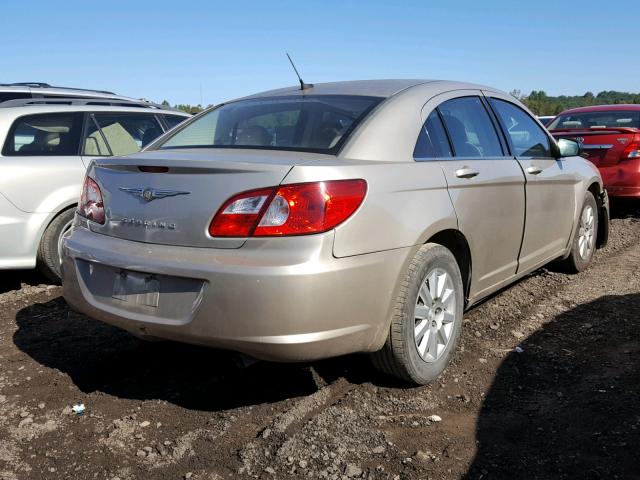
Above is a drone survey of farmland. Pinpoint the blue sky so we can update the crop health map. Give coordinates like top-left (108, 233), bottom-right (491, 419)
top-left (1, 0), bottom-right (636, 106)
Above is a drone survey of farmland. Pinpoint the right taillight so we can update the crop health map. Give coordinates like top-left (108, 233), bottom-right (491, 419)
top-left (209, 179), bottom-right (367, 237)
top-left (78, 176), bottom-right (105, 224)
top-left (621, 142), bottom-right (640, 160)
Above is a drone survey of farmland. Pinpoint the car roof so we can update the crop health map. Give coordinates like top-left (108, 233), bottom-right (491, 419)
top-left (558, 104), bottom-right (640, 114)
top-left (0, 104), bottom-right (190, 117)
top-left (0, 83), bottom-right (134, 101)
top-left (238, 79), bottom-right (504, 101)
top-left (241, 80), bottom-right (434, 99)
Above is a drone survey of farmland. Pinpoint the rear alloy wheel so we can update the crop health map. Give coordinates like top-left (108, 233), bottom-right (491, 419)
top-left (561, 191), bottom-right (598, 273)
top-left (372, 243), bottom-right (464, 385)
top-left (37, 209), bottom-right (75, 283)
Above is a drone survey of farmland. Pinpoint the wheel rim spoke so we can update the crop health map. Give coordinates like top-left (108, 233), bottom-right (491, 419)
top-left (437, 327), bottom-right (448, 346)
top-left (428, 271), bottom-right (439, 299)
top-left (415, 304), bottom-right (429, 320)
top-left (441, 287), bottom-right (454, 308)
top-left (419, 284), bottom-right (433, 306)
top-left (414, 319), bottom-right (429, 342)
top-left (427, 327), bottom-right (439, 358)
top-left (418, 330), bottom-right (430, 356)
top-left (442, 310), bottom-right (455, 324)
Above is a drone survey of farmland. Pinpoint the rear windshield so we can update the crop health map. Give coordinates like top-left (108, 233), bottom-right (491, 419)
top-left (157, 95), bottom-right (382, 154)
top-left (548, 111), bottom-right (640, 130)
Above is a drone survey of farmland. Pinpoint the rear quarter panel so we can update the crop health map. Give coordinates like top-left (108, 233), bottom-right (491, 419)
top-left (282, 160), bottom-right (456, 257)
top-left (564, 156), bottom-right (604, 246)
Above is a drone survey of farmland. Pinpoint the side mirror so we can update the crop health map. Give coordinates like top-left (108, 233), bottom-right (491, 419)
top-left (556, 138), bottom-right (581, 158)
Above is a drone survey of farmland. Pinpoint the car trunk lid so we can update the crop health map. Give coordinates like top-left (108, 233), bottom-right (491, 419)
top-left (88, 148), bottom-right (328, 248)
top-left (551, 127), bottom-right (639, 167)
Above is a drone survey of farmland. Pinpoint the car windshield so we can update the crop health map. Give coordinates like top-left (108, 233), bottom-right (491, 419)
top-left (548, 110), bottom-right (640, 130)
top-left (157, 95), bottom-right (382, 154)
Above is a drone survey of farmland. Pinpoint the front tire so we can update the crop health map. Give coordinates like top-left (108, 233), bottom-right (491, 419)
top-left (561, 191), bottom-right (598, 273)
top-left (37, 209), bottom-right (75, 282)
top-left (372, 243), bottom-right (464, 385)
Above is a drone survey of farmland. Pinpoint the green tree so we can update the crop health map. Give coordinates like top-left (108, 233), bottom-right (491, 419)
top-left (517, 89), bottom-right (640, 115)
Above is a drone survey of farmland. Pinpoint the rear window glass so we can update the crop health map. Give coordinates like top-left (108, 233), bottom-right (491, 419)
top-left (548, 111), bottom-right (640, 130)
top-left (158, 95), bottom-right (382, 154)
top-left (2, 113), bottom-right (83, 156)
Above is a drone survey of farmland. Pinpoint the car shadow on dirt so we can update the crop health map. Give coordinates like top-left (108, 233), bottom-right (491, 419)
top-left (465, 293), bottom-right (640, 479)
top-left (12, 297), bottom-right (390, 411)
top-left (0, 270), bottom-right (51, 294)
top-left (610, 198), bottom-right (640, 219)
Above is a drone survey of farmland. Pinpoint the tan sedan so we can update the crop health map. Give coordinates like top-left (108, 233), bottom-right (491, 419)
top-left (62, 80), bottom-right (608, 384)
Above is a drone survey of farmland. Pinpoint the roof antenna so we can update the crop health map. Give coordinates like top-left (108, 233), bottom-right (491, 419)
top-left (286, 53), bottom-right (313, 90)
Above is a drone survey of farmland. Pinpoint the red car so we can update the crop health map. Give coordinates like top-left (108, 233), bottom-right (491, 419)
top-left (549, 105), bottom-right (640, 198)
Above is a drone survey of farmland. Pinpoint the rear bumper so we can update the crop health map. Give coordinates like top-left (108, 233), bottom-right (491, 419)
top-left (62, 226), bottom-right (413, 361)
top-left (599, 159), bottom-right (640, 198)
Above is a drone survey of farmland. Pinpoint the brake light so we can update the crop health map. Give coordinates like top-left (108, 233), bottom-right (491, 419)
top-left (209, 180), bottom-right (367, 237)
top-left (78, 176), bottom-right (105, 224)
top-left (621, 142), bottom-right (640, 159)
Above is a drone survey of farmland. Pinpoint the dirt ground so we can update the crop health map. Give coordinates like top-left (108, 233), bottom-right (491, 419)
top-left (1, 201), bottom-right (639, 480)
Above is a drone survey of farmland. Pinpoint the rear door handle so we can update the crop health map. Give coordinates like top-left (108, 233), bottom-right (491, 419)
top-left (526, 166), bottom-right (543, 175)
top-left (455, 167), bottom-right (480, 179)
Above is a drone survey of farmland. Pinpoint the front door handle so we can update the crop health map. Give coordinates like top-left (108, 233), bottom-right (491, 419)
top-left (526, 165), bottom-right (543, 175)
top-left (455, 167), bottom-right (480, 179)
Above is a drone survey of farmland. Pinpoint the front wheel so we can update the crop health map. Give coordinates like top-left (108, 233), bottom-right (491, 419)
top-left (371, 243), bottom-right (464, 385)
top-left (560, 191), bottom-right (598, 273)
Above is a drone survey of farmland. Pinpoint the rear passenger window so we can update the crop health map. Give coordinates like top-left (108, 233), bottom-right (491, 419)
top-left (438, 97), bottom-right (503, 158)
top-left (1, 113), bottom-right (83, 156)
top-left (489, 98), bottom-right (552, 158)
top-left (414, 110), bottom-right (452, 159)
top-left (84, 114), bottom-right (164, 156)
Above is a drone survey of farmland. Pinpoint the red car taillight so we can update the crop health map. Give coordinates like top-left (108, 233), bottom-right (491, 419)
top-left (78, 176), bottom-right (105, 224)
top-left (621, 142), bottom-right (640, 160)
top-left (209, 179), bottom-right (367, 237)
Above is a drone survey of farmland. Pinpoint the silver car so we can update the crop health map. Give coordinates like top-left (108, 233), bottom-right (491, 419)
top-left (62, 80), bottom-right (609, 384)
top-left (0, 94), bottom-right (189, 280)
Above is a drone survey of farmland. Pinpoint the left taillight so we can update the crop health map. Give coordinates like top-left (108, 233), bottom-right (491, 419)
top-left (78, 176), bottom-right (105, 224)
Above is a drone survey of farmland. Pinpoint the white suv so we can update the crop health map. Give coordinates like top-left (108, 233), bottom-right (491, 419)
top-left (0, 87), bottom-right (190, 280)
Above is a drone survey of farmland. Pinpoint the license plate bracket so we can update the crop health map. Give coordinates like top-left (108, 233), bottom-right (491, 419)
top-left (112, 270), bottom-right (160, 308)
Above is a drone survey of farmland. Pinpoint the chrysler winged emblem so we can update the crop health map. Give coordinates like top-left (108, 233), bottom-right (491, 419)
top-left (119, 187), bottom-right (190, 202)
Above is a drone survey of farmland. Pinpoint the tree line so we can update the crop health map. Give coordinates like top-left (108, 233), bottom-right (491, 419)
top-left (160, 100), bottom-right (208, 114)
top-left (511, 90), bottom-right (640, 116)
top-left (159, 89), bottom-right (640, 116)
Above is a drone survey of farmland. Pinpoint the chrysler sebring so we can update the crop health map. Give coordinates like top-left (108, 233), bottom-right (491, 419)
top-left (62, 80), bottom-right (609, 384)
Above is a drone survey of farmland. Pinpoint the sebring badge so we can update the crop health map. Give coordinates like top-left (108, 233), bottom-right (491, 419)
top-left (119, 187), bottom-right (190, 202)
top-left (120, 217), bottom-right (177, 230)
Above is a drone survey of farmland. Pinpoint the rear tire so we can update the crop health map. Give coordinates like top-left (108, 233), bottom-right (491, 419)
top-left (371, 243), bottom-right (464, 385)
top-left (560, 191), bottom-right (598, 273)
top-left (37, 209), bottom-right (75, 283)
